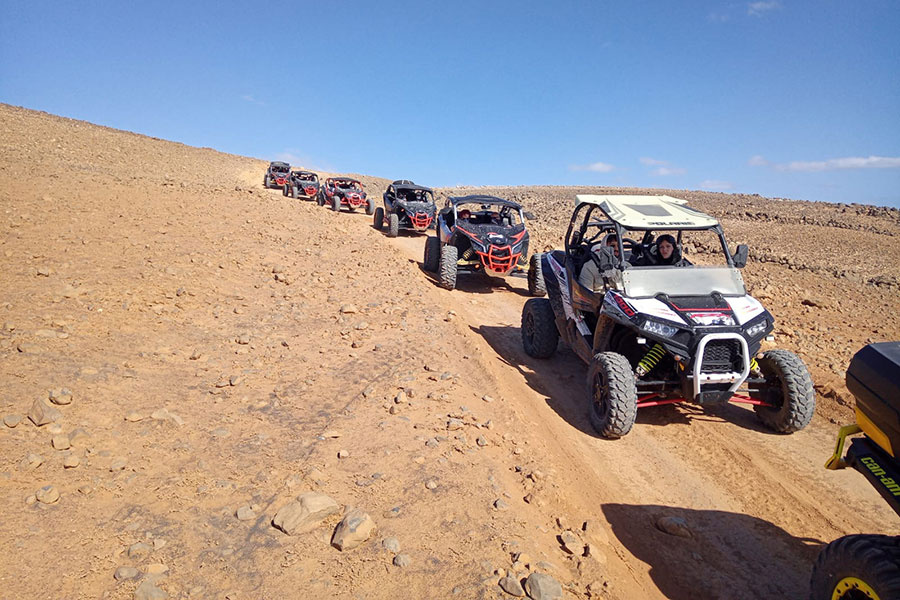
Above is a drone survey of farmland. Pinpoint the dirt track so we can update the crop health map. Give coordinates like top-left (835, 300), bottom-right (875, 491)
top-left (1, 104), bottom-right (899, 599)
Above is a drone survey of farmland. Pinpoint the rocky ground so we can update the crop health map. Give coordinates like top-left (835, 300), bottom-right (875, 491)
top-left (1, 103), bottom-right (898, 600)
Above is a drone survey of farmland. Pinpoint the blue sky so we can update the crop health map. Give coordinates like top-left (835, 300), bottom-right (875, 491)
top-left (2, 1), bottom-right (899, 207)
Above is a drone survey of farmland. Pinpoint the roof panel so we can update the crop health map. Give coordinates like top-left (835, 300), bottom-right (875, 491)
top-left (575, 195), bottom-right (720, 229)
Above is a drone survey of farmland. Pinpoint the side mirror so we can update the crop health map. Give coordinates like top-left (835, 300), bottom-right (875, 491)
top-left (733, 244), bottom-right (749, 268)
top-left (523, 211), bottom-right (536, 220)
top-left (595, 246), bottom-right (617, 272)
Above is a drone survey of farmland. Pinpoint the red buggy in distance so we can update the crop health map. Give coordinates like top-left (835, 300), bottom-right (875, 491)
top-left (374, 180), bottom-right (437, 238)
top-left (318, 177), bottom-right (373, 214)
top-left (284, 170), bottom-right (320, 200)
top-left (264, 161), bottom-right (290, 189)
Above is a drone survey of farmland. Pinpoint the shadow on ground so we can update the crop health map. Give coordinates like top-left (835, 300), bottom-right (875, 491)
top-left (470, 323), bottom-right (781, 437)
top-left (602, 503), bottom-right (822, 599)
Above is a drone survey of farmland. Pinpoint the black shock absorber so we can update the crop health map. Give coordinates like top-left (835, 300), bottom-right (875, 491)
top-left (635, 343), bottom-right (665, 377)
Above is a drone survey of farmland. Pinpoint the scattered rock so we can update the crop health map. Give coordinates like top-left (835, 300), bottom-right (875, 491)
top-left (124, 411), bottom-right (146, 422)
top-left (482, 395), bottom-right (494, 403)
top-left (340, 304), bottom-right (358, 314)
top-left (3, 414), bottom-right (23, 428)
top-left (493, 499), bottom-right (510, 511)
top-left (48, 388), bottom-right (73, 405)
top-left (20, 452), bottom-right (44, 469)
top-left (393, 553), bottom-right (411, 567)
top-left (51, 435), bottom-right (71, 450)
top-left (128, 542), bottom-right (152, 560)
top-left (382, 537), bottom-right (401, 553)
top-left (524, 572), bottom-right (563, 600)
top-left (36, 485), bottom-right (60, 504)
top-left (337, 449), bottom-right (349, 459)
top-left (134, 580), bottom-right (167, 600)
top-left (331, 508), bottom-right (376, 551)
top-left (63, 454), bottom-right (80, 469)
top-left (236, 505), bottom-right (255, 521)
top-left (559, 530), bottom-right (582, 554)
top-left (499, 575), bottom-right (526, 597)
top-left (235, 333), bottom-right (250, 345)
top-left (272, 492), bottom-right (340, 535)
top-left (425, 480), bottom-right (438, 490)
top-left (68, 428), bottom-right (90, 446)
top-left (110, 457), bottom-right (127, 471)
top-left (656, 515), bottom-right (693, 538)
top-left (114, 566), bottom-right (140, 581)
top-left (28, 399), bottom-right (62, 426)
top-left (476, 435), bottom-right (488, 447)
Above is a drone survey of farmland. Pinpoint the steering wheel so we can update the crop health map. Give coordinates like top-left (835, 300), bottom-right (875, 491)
top-left (622, 237), bottom-right (641, 255)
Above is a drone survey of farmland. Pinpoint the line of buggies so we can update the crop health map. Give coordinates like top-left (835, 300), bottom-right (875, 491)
top-left (264, 161), bottom-right (534, 291)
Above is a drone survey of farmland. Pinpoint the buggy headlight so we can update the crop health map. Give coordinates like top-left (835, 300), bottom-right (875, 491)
top-left (641, 319), bottom-right (678, 338)
top-left (745, 319), bottom-right (769, 339)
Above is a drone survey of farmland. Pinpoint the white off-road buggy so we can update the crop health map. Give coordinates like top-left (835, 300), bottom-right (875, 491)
top-left (522, 194), bottom-right (815, 438)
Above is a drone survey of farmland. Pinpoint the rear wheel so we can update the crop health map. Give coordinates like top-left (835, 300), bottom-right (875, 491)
top-left (753, 349), bottom-right (815, 433)
top-left (264, 175), bottom-right (270, 188)
top-left (331, 195), bottom-right (341, 212)
top-left (424, 236), bottom-right (440, 272)
top-left (809, 535), bottom-right (900, 600)
top-left (438, 244), bottom-right (458, 290)
top-left (388, 213), bottom-right (399, 238)
top-left (521, 298), bottom-right (558, 358)
top-left (374, 207), bottom-right (385, 231)
top-left (527, 253), bottom-right (547, 297)
top-left (587, 352), bottom-right (638, 438)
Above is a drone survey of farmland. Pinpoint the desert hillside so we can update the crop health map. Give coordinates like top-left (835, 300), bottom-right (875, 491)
top-left (1, 104), bottom-right (898, 600)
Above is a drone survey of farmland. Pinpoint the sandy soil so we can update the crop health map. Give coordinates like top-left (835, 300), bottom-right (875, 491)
top-left (1, 104), bottom-right (898, 600)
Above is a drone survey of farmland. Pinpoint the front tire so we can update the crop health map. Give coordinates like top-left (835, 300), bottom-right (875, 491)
top-left (587, 352), bottom-right (638, 439)
top-left (292, 186), bottom-right (299, 199)
top-left (317, 192), bottom-right (325, 207)
top-left (527, 253), bottom-right (547, 297)
top-left (753, 349), bottom-right (815, 433)
top-left (438, 244), bottom-right (458, 290)
top-left (331, 196), bottom-right (341, 212)
top-left (365, 199), bottom-right (375, 215)
top-left (388, 213), bottom-right (399, 238)
top-left (374, 207), bottom-right (385, 231)
top-left (809, 535), bottom-right (900, 600)
top-left (424, 236), bottom-right (440, 272)
top-left (521, 298), bottom-right (558, 358)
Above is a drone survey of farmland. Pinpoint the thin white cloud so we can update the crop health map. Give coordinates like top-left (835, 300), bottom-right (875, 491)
top-left (652, 166), bottom-right (687, 176)
top-left (707, 12), bottom-right (730, 22)
top-left (569, 162), bottom-right (616, 173)
top-left (699, 179), bottom-right (734, 191)
top-left (241, 94), bottom-right (266, 107)
top-left (639, 157), bottom-right (668, 166)
top-left (748, 1), bottom-right (780, 16)
top-left (749, 155), bottom-right (900, 172)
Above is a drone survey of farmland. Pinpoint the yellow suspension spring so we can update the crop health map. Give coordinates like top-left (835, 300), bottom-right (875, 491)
top-left (636, 343), bottom-right (665, 377)
top-left (462, 248), bottom-right (476, 261)
top-left (750, 357), bottom-right (759, 373)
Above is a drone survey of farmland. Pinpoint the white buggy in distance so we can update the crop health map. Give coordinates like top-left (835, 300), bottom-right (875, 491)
top-left (522, 194), bottom-right (815, 438)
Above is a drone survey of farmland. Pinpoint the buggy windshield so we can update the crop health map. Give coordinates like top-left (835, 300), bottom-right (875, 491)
top-left (272, 165), bottom-right (289, 173)
top-left (622, 266), bottom-right (746, 298)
